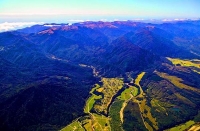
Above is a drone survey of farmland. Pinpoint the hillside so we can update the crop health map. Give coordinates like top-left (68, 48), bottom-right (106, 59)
top-left (0, 20), bottom-right (200, 131)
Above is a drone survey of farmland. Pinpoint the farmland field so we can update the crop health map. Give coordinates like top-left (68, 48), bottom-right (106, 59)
top-left (156, 71), bottom-right (200, 93)
top-left (165, 120), bottom-right (195, 131)
top-left (84, 84), bottom-right (102, 113)
top-left (93, 78), bottom-right (124, 115)
top-left (167, 58), bottom-right (200, 69)
top-left (61, 119), bottom-right (85, 131)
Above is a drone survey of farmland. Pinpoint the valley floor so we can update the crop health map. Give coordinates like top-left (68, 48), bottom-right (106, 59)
top-left (61, 72), bottom-right (156, 131)
top-left (61, 57), bottom-right (200, 131)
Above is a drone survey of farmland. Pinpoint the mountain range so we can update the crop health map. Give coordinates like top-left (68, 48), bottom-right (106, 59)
top-left (0, 20), bottom-right (200, 131)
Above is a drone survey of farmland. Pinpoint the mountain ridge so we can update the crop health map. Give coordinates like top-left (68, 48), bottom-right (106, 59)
top-left (0, 20), bottom-right (200, 131)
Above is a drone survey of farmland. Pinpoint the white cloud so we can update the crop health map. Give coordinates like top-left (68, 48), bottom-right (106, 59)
top-left (132, 19), bottom-right (144, 21)
top-left (0, 22), bottom-right (44, 32)
top-left (100, 19), bottom-right (108, 21)
top-left (174, 18), bottom-right (188, 21)
top-left (162, 18), bottom-right (192, 22)
top-left (44, 24), bottom-right (62, 27)
top-left (162, 19), bottom-right (173, 22)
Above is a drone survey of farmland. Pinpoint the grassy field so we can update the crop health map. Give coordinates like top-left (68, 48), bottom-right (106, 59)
top-left (90, 84), bottom-right (100, 93)
top-left (93, 78), bottom-right (124, 115)
top-left (119, 72), bottom-right (158, 130)
top-left (61, 113), bottom-right (111, 131)
top-left (118, 86), bottom-right (138, 100)
top-left (117, 86), bottom-right (138, 124)
top-left (115, 73), bottom-right (144, 125)
top-left (81, 114), bottom-right (111, 131)
top-left (135, 72), bottom-right (145, 95)
top-left (96, 87), bottom-right (104, 92)
top-left (138, 98), bottom-right (158, 130)
top-left (84, 82), bottom-right (113, 130)
top-left (61, 119), bottom-right (85, 131)
top-left (63, 78), bottom-right (124, 131)
top-left (156, 71), bottom-right (200, 93)
top-left (167, 57), bottom-right (200, 75)
top-left (188, 123), bottom-right (200, 131)
top-left (84, 78), bottom-right (124, 131)
top-left (165, 120), bottom-right (195, 131)
top-left (167, 57), bottom-right (200, 69)
top-left (151, 98), bottom-right (174, 113)
top-left (133, 72), bottom-right (159, 130)
top-left (84, 84), bottom-right (102, 113)
top-left (174, 93), bottom-right (195, 107)
top-left (62, 73), bottom-right (162, 131)
top-left (135, 72), bottom-right (146, 86)
top-left (193, 70), bottom-right (200, 74)
top-left (92, 113), bottom-right (111, 131)
top-left (85, 95), bottom-right (102, 113)
top-left (81, 117), bottom-right (93, 131)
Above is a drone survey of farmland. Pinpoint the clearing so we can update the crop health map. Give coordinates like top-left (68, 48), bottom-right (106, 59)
top-left (164, 120), bottom-right (195, 131)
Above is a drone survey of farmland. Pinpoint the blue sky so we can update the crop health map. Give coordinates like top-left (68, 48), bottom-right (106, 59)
top-left (0, 0), bottom-right (200, 23)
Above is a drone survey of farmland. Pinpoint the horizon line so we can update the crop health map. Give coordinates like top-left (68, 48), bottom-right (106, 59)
top-left (0, 13), bottom-right (199, 19)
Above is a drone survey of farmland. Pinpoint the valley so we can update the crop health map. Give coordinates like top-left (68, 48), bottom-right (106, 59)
top-left (61, 71), bottom-right (158, 131)
top-left (0, 20), bottom-right (200, 131)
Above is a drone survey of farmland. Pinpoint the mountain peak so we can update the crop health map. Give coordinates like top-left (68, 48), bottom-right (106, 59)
top-left (74, 21), bottom-right (118, 28)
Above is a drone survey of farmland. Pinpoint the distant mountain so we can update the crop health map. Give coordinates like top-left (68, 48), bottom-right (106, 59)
top-left (124, 28), bottom-right (199, 59)
top-left (0, 20), bottom-right (200, 131)
top-left (16, 23), bottom-right (69, 34)
top-left (16, 25), bottom-right (50, 34)
top-left (103, 37), bottom-right (160, 74)
top-left (157, 21), bottom-right (200, 54)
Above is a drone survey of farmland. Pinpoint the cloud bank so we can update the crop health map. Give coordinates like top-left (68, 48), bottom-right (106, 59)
top-left (0, 22), bottom-right (44, 32)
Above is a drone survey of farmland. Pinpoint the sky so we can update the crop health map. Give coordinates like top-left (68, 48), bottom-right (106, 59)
top-left (0, 0), bottom-right (200, 31)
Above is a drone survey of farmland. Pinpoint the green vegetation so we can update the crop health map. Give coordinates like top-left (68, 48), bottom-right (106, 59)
top-left (133, 72), bottom-right (159, 131)
top-left (135, 72), bottom-right (145, 95)
top-left (156, 71), bottom-right (200, 93)
top-left (117, 72), bottom-right (159, 131)
top-left (62, 74), bottom-right (149, 131)
top-left (117, 86), bottom-right (138, 124)
top-left (118, 86), bottom-right (138, 100)
top-left (85, 95), bottom-right (102, 113)
top-left (62, 69), bottom-right (200, 131)
top-left (109, 100), bottom-right (124, 131)
top-left (115, 72), bottom-right (146, 127)
top-left (118, 88), bottom-right (132, 100)
top-left (62, 77), bottom-right (124, 131)
top-left (174, 93), bottom-right (195, 107)
top-left (61, 113), bottom-right (111, 131)
top-left (144, 74), bottom-right (200, 130)
top-left (2, 19), bottom-right (200, 131)
top-left (135, 72), bottom-right (146, 86)
top-left (165, 120), bottom-right (195, 131)
top-left (138, 97), bottom-right (158, 130)
top-left (165, 111), bottom-right (200, 131)
top-left (80, 116), bottom-right (93, 131)
top-left (91, 113), bottom-right (111, 131)
top-left (84, 84), bottom-right (102, 113)
top-left (61, 119), bottom-right (85, 131)
top-left (123, 101), bottom-right (148, 131)
top-left (188, 124), bottom-right (200, 131)
top-left (167, 57), bottom-right (200, 75)
top-left (193, 70), bottom-right (200, 74)
top-left (151, 98), bottom-right (173, 113)
top-left (93, 78), bottom-right (124, 115)
top-left (194, 111), bottom-right (200, 122)
top-left (167, 57), bottom-right (200, 69)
